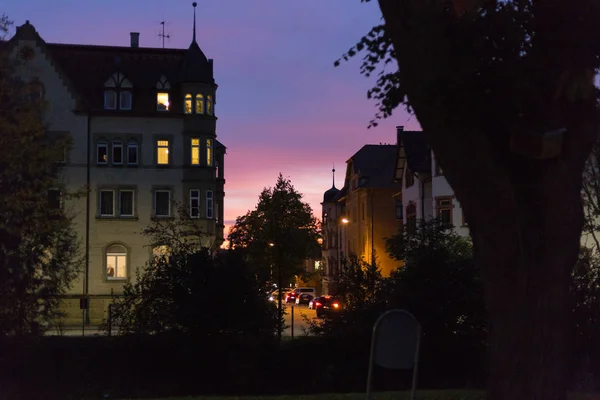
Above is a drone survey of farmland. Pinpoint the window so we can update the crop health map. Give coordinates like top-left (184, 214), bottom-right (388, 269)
top-left (119, 91), bottom-right (132, 110)
top-left (156, 76), bottom-right (171, 111)
top-left (157, 92), bottom-right (169, 111)
top-left (191, 138), bottom-right (200, 165)
top-left (153, 245), bottom-right (170, 262)
top-left (215, 161), bottom-right (219, 178)
top-left (184, 94), bottom-right (192, 114)
top-left (436, 197), bottom-right (453, 227)
top-left (97, 142), bottom-right (108, 164)
top-left (104, 72), bottom-right (133, 110)
top-left (127, 142), bottom-right (138, 165)
top-left (104, 90), bottom-right (116, 110)
top-left (395, 200), bottom-right (403, 220)
top-left (48, 189), bottom-right (62, 210)
top-left (157, 140), bottom-right (169, 165)
top-left (195, 94), bottom-right (204, 114)
top-left (190, 189), bottom-right (200, 218)
top-left (405, 168), bottom-right (415, 188)
top-left (99, 190), bottom-right (115, 216)
top-left (106, 244), bottom-right (127, 280)
top-left (119, 190), bottom-right (134, 217)
top-left (206, 95), bottom-right (213, 115)
top-left (206, 190), bottom-right (214, 219)
top-left (112, 141), bottom-right (123, 164)
top-left (154, 190), bottom-right (171, 217)
top-left (406, 202), bottom-right (417, 232)
top-left (206, 139), bottom-right (213, 166)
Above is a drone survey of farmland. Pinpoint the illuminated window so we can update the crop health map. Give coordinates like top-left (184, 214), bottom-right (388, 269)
top-left (195, 94), bottom-right (204, 114)
top-left (206, 139), bottom-right (213, 166)
top-left (112, 141), bottom-right (123, 164)
top-left (99, 190), bottom-right (115, 217)
top-left (154, 190), bottom-right (171, 217)
top-left (106, 244), bottom-right (127, 280)
top-left (184, 94), bottom-right (192, 114)
top-left (97, 142), bottom-right (108, 164)
top-left (157, 92), bottom-right (169, 111)
top-left (156, 76), bottom-right (171, 111)
top-left (157, 140), bottom-right (169, 165)
top-left (206, 95), bottom-right (213, 115)
top-left (206, 190), bottom-right (213, 219)
top-left (119, 190), bottom-right (134, 217)
top-left (436, 197), bottom-right (453, 227)
top-left (104, 72), bottom-right (132, 110)
top-left (127, 141), bottom-right (138, 165)
top-left (191, 138), bottom-right (200, 165)
top-left (152, 245), bottom-right (170, 262)
top-left (190, 189), bottom-right (200, 218)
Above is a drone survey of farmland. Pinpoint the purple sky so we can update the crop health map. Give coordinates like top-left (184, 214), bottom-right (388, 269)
top-left (5, 0), bottom-right (420, 233)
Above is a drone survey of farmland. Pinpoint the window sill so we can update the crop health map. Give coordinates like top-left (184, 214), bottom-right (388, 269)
top-left (96, 216), bottom-right (139, 221)
top-left (155, 164), bottom-right (171, 168)
top-left (96, 163), bottom-right (109, 167)
top-left (106, 278), bottom-right (127, 282)
top-left (152, 216), bottom-right (175, 221)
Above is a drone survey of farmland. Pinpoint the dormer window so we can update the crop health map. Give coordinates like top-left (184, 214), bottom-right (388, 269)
top-left (195, 94), bottom-right (204, 114)
top-left (156, 75), bottom-right (171, 111)
top-left (206, 95), bottom-right (213, 115)
top-left (104, 72), bottom-right (133, 110)
top-left (184, 94), bottom-right (192, 114)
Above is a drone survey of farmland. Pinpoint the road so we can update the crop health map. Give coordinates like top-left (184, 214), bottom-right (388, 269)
top-left (281, 303), bottom-right (317, 336)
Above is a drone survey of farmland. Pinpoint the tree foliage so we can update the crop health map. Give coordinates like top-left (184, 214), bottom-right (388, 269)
top-left (0, 15), bottom-right (81, 336)
top-left (228, 174), bottom-right (321, 287)
top-left (582, 145), bottom-right (600, 252)
top-left (108, 205), bottom-right (280, 338)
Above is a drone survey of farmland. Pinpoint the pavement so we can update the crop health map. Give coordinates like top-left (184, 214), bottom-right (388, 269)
top-left (281, 303), bottom-right (318, 336)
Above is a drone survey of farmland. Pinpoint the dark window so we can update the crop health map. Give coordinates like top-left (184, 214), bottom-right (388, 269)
top-left (190, 189), bottom-right (200, 218)
top-left (155, 191), bottom-right (170, 217)
top-left (406, 202), bottom-right (417, 233)
top-left (395, 200), bottom-right (403, 219)
top-left (100, 190), bottom-right (114, 216)
top-left (119, 190), bottom-right (134, 216)
top-left (436, 197), bottom-right (453, 227)
top-left (112, 141), bottom-right (123, 164)
top-left (48, 189), bottom-right (61, 209)
top-left (97, 143), bottom-right (108, 164)
top-left (127, 142), bottom-right (138, 165)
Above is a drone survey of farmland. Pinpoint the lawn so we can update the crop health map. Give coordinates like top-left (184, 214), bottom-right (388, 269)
top-left (142, 391), bottom-right (600, 400)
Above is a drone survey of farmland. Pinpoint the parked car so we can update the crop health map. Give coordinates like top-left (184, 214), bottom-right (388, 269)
top-left (315, 296), bottom-right (343, 318)
top-left (268, 289), bottom-right (287, 302)
top-left (295, 293), bottom-right (314, 305)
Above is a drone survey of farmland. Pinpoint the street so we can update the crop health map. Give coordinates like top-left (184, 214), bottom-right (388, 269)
top-left (282, 303), bottom-right (318, 336)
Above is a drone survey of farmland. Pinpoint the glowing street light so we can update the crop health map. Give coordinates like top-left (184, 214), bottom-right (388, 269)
top-left (341, 217), bottom-right (349, 224)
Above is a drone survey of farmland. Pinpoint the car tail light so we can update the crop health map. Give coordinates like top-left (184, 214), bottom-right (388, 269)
top-left (315, 302), bottom-right (322, 307)
top-left (333, 303), bottom-right (340, 308)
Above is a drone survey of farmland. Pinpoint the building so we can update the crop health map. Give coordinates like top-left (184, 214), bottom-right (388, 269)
top-left (394, 126), bottom-right (469, 236)
top-left (5, 7), bottom-right (226, 326)
top-left (321, 145), bottom-right (403, 293)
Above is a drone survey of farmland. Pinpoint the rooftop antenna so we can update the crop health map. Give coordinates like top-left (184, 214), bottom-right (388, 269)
top-left (158, 20), bottom-right (171, 48)
top-left (332, 163), bottom-right (336, 188)
top-left (192, 2), bottom-right (197, 42)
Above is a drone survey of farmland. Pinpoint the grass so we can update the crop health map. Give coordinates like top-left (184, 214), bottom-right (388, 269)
top-left (139, 390), bottom-right (600, 400)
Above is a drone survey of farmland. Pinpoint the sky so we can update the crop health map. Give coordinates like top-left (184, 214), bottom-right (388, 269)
top-left (4, 0), bottom-right (421, 234)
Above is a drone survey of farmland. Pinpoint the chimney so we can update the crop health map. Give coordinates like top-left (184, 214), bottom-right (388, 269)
top-left (130, 32), bottom-right (140, 48)
top-left (396, 125), bottom-right (404, 132)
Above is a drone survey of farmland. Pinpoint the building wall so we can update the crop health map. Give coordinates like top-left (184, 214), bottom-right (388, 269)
top-left (431, 173), bottom-right (470, 237)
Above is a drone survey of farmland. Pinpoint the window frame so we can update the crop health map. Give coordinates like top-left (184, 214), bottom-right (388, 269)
top-left (104, 90), bottom-right (117, 110)
top-left (206, 95), bottom-right (213, 115)
top-left (189, 189), bottom-right (200, 218)
top-left (191, 138), bottom-right (200, 165)
top-left (112, 141), bottom-right (123, 165)
top-left (206, 190), bottom-right (214, 219)
top-left (154, 190), bottom-right (171, 218)
top-left (99, 189), bottom-right (116, 217)
top-left (48, 188), bottom-right (63, 210)
top-left (395, 200), bottom-right (403, 220)
top-left (195, 94), bottom-right (204, 114)
top-left (97, 142), bottom-right (108, 165)
top-left (119, 189), bottom-right (135, 217)
top-left (436, 196), bottom-right (454, 227)
top-left (184, 94), bottom-right (192, 114)
top-left (156, 91), bottom-right (169, 111)
top-left (206, 139), bottom-right (213, 166)
top-left (406, 202), bottom-right (417, 232)
top-left (127, 141), bottom-right (138, 165)
top-left (119, 90), bottom-right (132, 110)
top-left (156, 139), bottom-right (170, 165)
top-left (105, 244), bottom-right (127, 281)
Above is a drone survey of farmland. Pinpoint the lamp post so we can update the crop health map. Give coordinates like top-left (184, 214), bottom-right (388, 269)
top-left (338, 217), bottom-right (349, 291)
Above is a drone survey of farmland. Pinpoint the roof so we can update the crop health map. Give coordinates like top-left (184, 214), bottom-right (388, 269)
top-left (323, 186), bottom-right (340, 203)
top-left (399, 131), bottom-right (431, 172)
top-left (8, 21), bottom-right (215, 111)
top-left (346, 144), bottom-right (400, 189)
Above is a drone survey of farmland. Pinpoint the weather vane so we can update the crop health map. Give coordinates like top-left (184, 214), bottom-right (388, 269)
top-left (158, 20), bottom-right (171, 49)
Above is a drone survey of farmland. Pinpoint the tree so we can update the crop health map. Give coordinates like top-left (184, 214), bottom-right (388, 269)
top-left (582, 145), bottom-right (600, 252)
top-left (340, 1), bottom-right (600, 398)
top-left (228, 174), bottom-right (321, 339)
top-left (107, 203), bottom-right (280, 338)
top-left (0, 15), bottom-right (81, 336)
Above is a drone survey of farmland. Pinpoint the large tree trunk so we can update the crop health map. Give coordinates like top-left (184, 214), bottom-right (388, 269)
top-left (375, 0), bottom-right (599, 398)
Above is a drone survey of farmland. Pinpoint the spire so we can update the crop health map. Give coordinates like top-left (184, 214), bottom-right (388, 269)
top-left (192, 2), bottom-right (197, 43)
top-left (332, 164), bottom-right (336, 188)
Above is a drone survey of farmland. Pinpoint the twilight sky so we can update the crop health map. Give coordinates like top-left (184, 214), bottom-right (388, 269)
top-left (4, 0), bottom-right (420, 234)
